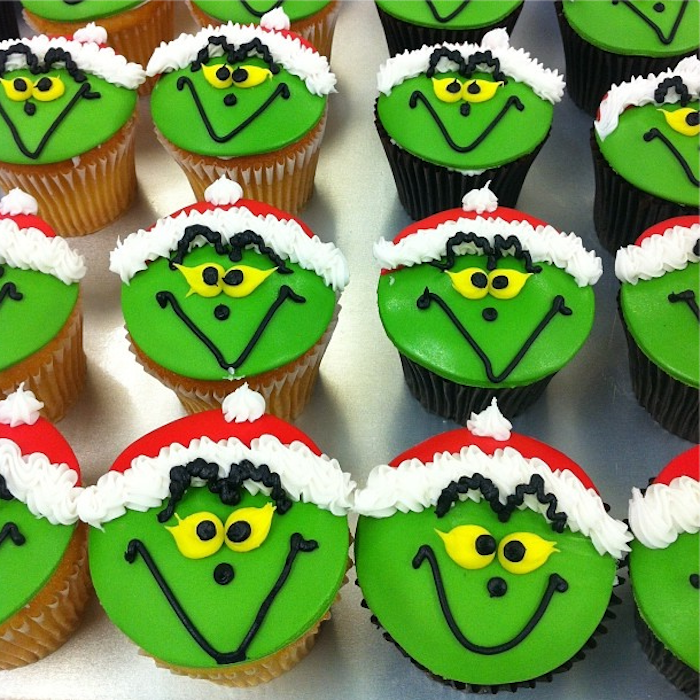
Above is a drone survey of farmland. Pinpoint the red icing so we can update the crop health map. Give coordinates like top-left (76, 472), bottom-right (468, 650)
top-left (652, 445), bottom-right (700, 486)
top-left (634, 215), bottom-right (700, 246)
top-left (0, 213), bottom-right (56, 238)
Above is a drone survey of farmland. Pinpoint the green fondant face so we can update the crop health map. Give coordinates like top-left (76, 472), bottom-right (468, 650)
top-left (355, 497), bottom-right (616, 686)
top-left (21, 1), bottom-right (141, 22)
top-left (0, 265), bottom-right (78, 372)
top-left (563, 0), bottom-right (699, 56)
top-left (377, 69), bottom-right (553, 171)
top-left (597, 99), bottom-right (699, 206)
top-left (192, 0), bottom-right (331, 23)
top-left (0, 56), bottom-right (137, 165)
top-left (150, 50), bottom-right (326, 158)
top-left (630, 532), bottom-right (699, 670)
top-left (375, 0), bottom-right (523, 30)
top-left (122, 241), bottom-right (335, 381)
top-left (620, 262), bottom-right (699, 386)
top-left (89, 485), bottom-right (348, 668)
top-left (377, 251), bottom-right (594, 388)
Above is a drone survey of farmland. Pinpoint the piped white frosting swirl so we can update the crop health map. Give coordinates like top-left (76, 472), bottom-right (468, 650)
top-left (462, 183), bottom-right (499, 214)
top-left (0, 189), bottom-right (38, 216)
top-left (260, 8), bottom-right (291, 31)
top-left (222, 384), bottom-right (266, 423)
top-left (466, 398), bottom-right (512, 440)
top-left (0, 385), bottom-right (43, 427)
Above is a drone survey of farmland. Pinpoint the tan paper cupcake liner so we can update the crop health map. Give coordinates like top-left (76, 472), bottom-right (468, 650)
top-left (0, 300), bottom-right (85, 423)
top-left (0, 524), bottom-right (91, 670)
top-left (155, 111), bottom-right (327, 215)
top-left (0, 118), bottom-right (138, 237)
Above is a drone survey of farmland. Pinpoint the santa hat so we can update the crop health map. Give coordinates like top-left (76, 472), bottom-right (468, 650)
top-left (628, 446), bottom-right (700, 549)
top-left (109, 176), bottom-right (348, 292)
top-left (354, 400), bottom-right (631, 560)
top-left (0, 385), bottom-right (81, 525)
top-left (76, 385), bottom-right (355, 529)
top-left (615, 216), bottom-right (700, 285)
top-left (0, 189), bottom-right (86, 284)
top-left (373, 184), bottom-right (602, 288)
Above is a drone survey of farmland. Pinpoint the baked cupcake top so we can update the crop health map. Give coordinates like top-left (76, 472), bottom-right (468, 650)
top-left (594, 56), bottom-right (699, 207)
top-left (0, 24), bottom-right (145, 165)
top-left (375, 28), bottom-right (564, 171)
top-left (374, 184), bottom-right (601, 389)
top-left (86, 384), bottom-right (353, 670)
top-left (0, 386), bottom-right (82, 624)
top-left (190, 1), bottom-right (333, 23)
top-left (147, 16), bottom-right (335, 158)
top-left (561, 0), bottom-right (699, 58)
top-left (110, 177), bottom-right (348, 382)
top-left (20, 1), bottom-right (144, 22)
top-left (628, 446), bottom-right (699, 671)
top-left (0, 189), bottom-right (85, 374)
top-left (615, 216), bottom-right (699, 387)
top-left (354, 400), bottom-right (631, 687)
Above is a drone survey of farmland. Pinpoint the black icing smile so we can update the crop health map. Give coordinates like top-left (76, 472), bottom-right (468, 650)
top-left (669, 289), bottom-right (700, 320)
top-left (240, 0), bottom-right (284, 18)
top-left (612, 0), bottom-right (689, 45)
top-left (644, 127), bottom-right (700, 187)
top-left (416, 289), bottom-right (572, 383)
top-left (176, 76), bottom-right (290, 143)
top-left (125, 532), bottom-right (317, 665)
top-left (412, 544), bottom-right (568, 655)
top-left (0, 522), bottom-right (25, 548)
top-left (155, 284), bottom-right (305, 372)
top-left (425, 0), bottom-right (471, 23)
top-left (0, 267), bottom-right (23, 308)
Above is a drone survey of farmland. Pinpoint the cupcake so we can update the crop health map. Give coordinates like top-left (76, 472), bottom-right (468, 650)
top-left (628, 446), bottom-right (699, 698)
top-left (0, 189), bottom-right (86, 422)
top-left (0, 25), bottom-right (146, 236)
top-left (146, 16), bottom-right (336, 214)
top-left (187, 2), bottom-right (340, 58)
top-left (21, 0), bottom-right (174, 94)
top-left (0, 386), bottom-right (90, 670)
top-left (374, 184), bottom-right (602, 422)
top-left (354, 400), bottom-right (631, 691)
top-left (556, 0), bottom-right (699, 116)
top-left (84, 384), bottom-right (354, 686)
top-left (375, 0), bottom-right (523, 57)
top-left (109, 177), bottom-right (349, 420)
top-left (615, 216), bottom-right (699, 442)
top-left (592, 56), bottom-right (700, 254)
top-left (374, 28), bottom-right (565, 220)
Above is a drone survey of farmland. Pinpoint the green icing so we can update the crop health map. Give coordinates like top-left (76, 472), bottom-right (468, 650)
top-left (377, 71), bottom-right (553, 171)
top-left (563, 0), bottom-right (699, 57)
top-left (191, 0), bottom-right (331, 23)
top-left (121, 246), bottom-right (336, 381)
top-left (355, 499), bottom-right (616, 686)
top-left (377, 255), bottom-right (594, 388)
top-left (0, 266), bottom-right (78, 372)
top-left (150, 56), bottom-right (325, 158)
top-left (89, 488), bottom-right (348, 669)
top-left (596, 101), bottom-right (699, 207)
top-left (620, 263), bottom-right (699, 387)
top-left (21, 1), bottom-right (142, 21)
top-left (375, 0), bottom-right (523, 30)
top-left (0, 68), bottom-right (137, 165)
top-left (0, 497), bottom-right (75, 623)
top-left (630, 532), bottom-right (699, 670)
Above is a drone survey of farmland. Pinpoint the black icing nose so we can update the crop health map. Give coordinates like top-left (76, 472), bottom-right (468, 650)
top-left (214, 563), bottom-right (234, 586)
top-left (214, 304), bottom-right (230, 321)
top-left (223, 93), bottom-right (237, 107)
top-left (482, 307), bottom-right (498, 322)
top-left (487, 577), bottom-right (508, 598)
top-left (690, 573), bottom-right (699, 590)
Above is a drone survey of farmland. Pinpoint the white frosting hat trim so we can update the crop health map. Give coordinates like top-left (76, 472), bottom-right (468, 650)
top-left (629, 476), bottom-right (700, 549)
top-left (595, 56), bottom-right (700, 140)
top-left (615, 223), bottom-right (700, 284)
top-left (377, 28), bottom-right (565, 103)
top-left (146, 21), bottom-right (336, 96)
top-left (0, 29), bottom-right (146, 90)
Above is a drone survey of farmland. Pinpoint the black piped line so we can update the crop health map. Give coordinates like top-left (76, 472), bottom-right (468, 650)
top-left (643, 127), bottom-right (700, 187)
top-left (668, 289), bottom-right (700, 320)
top-left (612, 0), bottom-right (689, 45)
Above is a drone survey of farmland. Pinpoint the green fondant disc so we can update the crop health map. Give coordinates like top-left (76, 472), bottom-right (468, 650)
top-left (191, 0), bottom-right (331, 23)
top-left (375, 0), bottom-right (523, 30)
top-left (21, 1), bottom-right (142, 22)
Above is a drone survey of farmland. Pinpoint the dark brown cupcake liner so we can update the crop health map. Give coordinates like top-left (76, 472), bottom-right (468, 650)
top-left (591, 131), bottom-right (700, 254)
top-left (555, 1), bottom-right (698, 117)
top-left (0, 2), bottom-right (19, 41)
top-left (376, 105), bottom-right (546, 220)
top-left (399, 354), bottom-right (554, 422)
top-left (634, 607), bottom-right (699, 699)
top-left (376, 2), bottom-right (523, 57)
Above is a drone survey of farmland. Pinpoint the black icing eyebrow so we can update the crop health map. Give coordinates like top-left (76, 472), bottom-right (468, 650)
top-left (426, 47), bottom-right (507, 83)
top-left (0, 474), bottom-right (14, 501)
top-left (654, 75), bottom-right (691, 107)
top-left (0, 44), bottom-right (88, 82)
top-left (190, 36), bottom-right (280, 74)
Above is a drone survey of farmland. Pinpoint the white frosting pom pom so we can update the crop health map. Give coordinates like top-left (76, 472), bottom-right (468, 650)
top-left (466, 399), bottom-right (512, 441)
top-left (204, 177), bottom-right (244, 207)
top-left (0, 384), bottom-right (44, 427)
top-left (222, 384), bottom-right (266, 423)
top-left (0, 188), bottom-right (38, 216)
top-left (461, 183), bottom-right (499, 214)
top-left (260, 8), bottom-right (291, 31)
top-left (73, 23), bottom-right (109, 45)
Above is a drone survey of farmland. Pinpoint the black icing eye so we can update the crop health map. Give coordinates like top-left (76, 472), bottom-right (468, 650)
top-left (491, 274), bottom-right (509, 291)
top-left (35, 77), bottom-right (52, 93)
top-left (232, 67), bottom-right (249, 84)
top-left (196, 519), bottom-right (218, 542)
top-left (216, 65), bottom-right (230, 82)
top-left (502, 540), bottom-right (526, 563)
top-left (475, 533), bottom-right (497, 556)
top-left (466, 81), bottom-right (481, 95)
top-left (446, 79), bottom-right (461, 94)
top-left (224, 504), bottom-right (275, 553)
top-left (202, 266), bottom-right (220, 286)
top-left (14, 78), bottom-right (28, 92)
top-left (687, 111), bottom-right (699, 128)
top-left (227, 520), bottom-right (252, 543)
top-left (223, 269), bottom-right (244, 286)
top-left (472, 271), bottom-right (488, 289)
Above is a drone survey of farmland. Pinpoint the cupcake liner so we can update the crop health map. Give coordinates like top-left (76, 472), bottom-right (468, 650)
top-left (376, 105), bottom-right (546, 220)
top-left (399, 354), bottom-right (554, 422)
top-left (127, 304), bottom-right (339, 422)
top-left (154, 112), bottom-right (327, 216)
top-left (591, 131), bottom-right (699, 254)
top-left (0, 2), bottom-right (19, 41)
top-left (634, 607), bottom-right (699, 699)
top-left (555, 2), bottom-right (697, 117)
top-left (376, 2), bottom-right (523, 57)
top-left (0, 299), bottom-right (86, 423)
top-left (0, 524), bottom-right (90, 670)
top-left (0, 117), bottom-right (138, 237)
